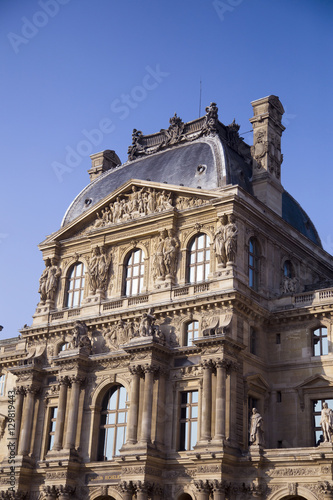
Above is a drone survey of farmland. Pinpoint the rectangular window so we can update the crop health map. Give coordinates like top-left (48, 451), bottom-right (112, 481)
top-left (47, 407), bottom-right (58, 451)
top-left (276, 333), bottom-right (281, 345)
top-left (313, 327), bottom-right (328, 356)
top-left (313, 399), bottom-right (333, 445)
top-left (0, 375), bottom-right (5, 396)
top-left (179, 391), bottom-right (198, 451)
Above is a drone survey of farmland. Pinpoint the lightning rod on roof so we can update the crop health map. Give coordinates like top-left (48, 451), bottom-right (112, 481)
top-left (199, 79), bottom-right (202, 118)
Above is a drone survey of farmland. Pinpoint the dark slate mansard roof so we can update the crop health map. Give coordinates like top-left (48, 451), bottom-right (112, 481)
top-left (61, 104), bottom-right (321, 247)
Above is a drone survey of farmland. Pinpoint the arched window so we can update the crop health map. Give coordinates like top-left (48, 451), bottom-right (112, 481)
top-left (188, 233), bottom-right (210, 283)
top-left (185, 321), bottom-right (199, 346)
top-left (124, 248), bottom-right (145, 296)
top-left (98, 385), bottom-right (128, 461)
top-left (66, 262), bottom-right (86, 308)
top-left (248, 238), bottom-right (260, 291)
top-left (283, 259), bottom-right (294, 278)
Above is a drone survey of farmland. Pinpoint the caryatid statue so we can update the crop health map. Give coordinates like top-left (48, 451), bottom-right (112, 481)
top-left (88, 246), bottom-right (111, 295)
top-left (38, 257), bottom-right (61, 304)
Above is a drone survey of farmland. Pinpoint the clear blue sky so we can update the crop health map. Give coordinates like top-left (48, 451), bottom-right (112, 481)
top-left (0, 0), bottom-right (332, 338)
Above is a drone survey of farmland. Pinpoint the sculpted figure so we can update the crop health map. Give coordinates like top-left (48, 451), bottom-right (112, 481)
top-left (70, 320), bottom-right (89, 351)
top-left (164, 229), bottom-right (179, 276)
top-left (139, 308), bottom-right (156, 337)
top-left (38, 258), bottom-right (51, 303)
top-left (153, 230), bottom-right (167, 279)
top-left (88, 246), bottom-right (111, 294)
top-left (213, 214), bottom-right (228, 267)
top-left (202, 102), bottom-right (218, 134)
top-left (225, 214), bottom-right (238, 263)
top-left (249, 408), bottom-right (264, 446)
top-left (320, 402), bottom-right (333, 443)
top-left (45, 258), bottom-right (61, 302)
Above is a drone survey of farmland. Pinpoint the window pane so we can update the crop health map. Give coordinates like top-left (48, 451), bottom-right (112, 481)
top-left (116, 427), bottom-right (125, 455)
top-left (118, 411), bottom-right (126, 424)
top-left (197, 235), bottom-right (204, 249)
top-left (132, 279), bottom-right (138, 295)
top-left (73, 291), bottom-right (79, 307)
top-left (191, 406), bottom-right (198, 418)
top-left (322, 337), bottom-right (329, 355)
top-left (118, 387), bottom-right (127, 408)
top-left (190, 421), bottom-right (197, 449)
top-left (107, 413), bottom-right (116, 425)
top-left (196, 265), bottom-right (203, 282)
top-left (133, 266), bottom-right (139, 277)
top-left (192, 391), bottom-right (198, 403)
top-left (197, 251), bottom-right (204, 263)
top-left (105, 427), bottom-right (115, 460)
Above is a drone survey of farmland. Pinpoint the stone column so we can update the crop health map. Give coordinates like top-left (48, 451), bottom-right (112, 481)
top-left (214, 360), bottom-right (227, 441)
top-left (201, 360), bottom-right (212, 441)
top-left (136, 481), bottom-right (150, 500)
top-left (120, 481), bottom-right (134, 500)
top-left (155, 368), bottom-right (167, 446)
top-left (18, 385), bottom-right (38, 456)
top-left (52, 376), bottom-right (69, 451)
top-left (195, 480), bottom-right (211, 500)
top-left (228, 362), bottom-right (238, 444)
top-left (140, 365), bottom-right (157, 444)
top-left (211, 480), bottom-right (227, 500)
top-left (14, 386), bottom-right (25, 448)
top-left (64, 376), bottom-right (83, 450)
top-left (126, 366), bottom-right (141, 445)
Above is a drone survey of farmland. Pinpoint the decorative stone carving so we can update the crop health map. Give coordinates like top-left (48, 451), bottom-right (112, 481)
top-left (103, 319), bottom-right (132, 349)
top-left (213, 214), bottom-right (238, 267)
top-left (251, 130), bottom-right (269, 170)
top-left (69, 320), bottom-right (91, 354)
top-left (93, 186), bottom-right (174, 229)
top-left (202, 102), bottom-right (218, 135)
top-left (153, 228), bottom-right (179, 281)
top-left (38, 257), bottom-right (61, 304)
top-left (127, 129), bottom-right (146, 161)
top-left (87, 245), bottom-right (111, 294)
top-left (281, 275), bottom-right (299, 294)
top-left (161, 113), bottom-right (185, 146)
top-left (320, 402), bottom-right (333, 443)
top-left (175, 195), bottom-right (206, 210)
top-left (249, 408), bottom-right (264, 446)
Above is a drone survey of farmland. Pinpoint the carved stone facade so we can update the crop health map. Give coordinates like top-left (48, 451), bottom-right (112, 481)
top-left (1, 96), bottom-right (333, 499)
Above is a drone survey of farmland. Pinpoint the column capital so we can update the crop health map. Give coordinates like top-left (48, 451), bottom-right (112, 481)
top-left (194, 480), bottom-right (211, 493)
top-left (26, 384), bottom-right (41, 396)
top-left (69, 375), bottom-right (85, 386)
top-left (210, 480), bottom-right (229, 493)
top-left (201, 359), bottom-right (214, 370)
top-left (142, 364), bottom-right (159, 375)
top-left (135, 480), bottom-right (153, 494)
top-left (58, 375), bottom-right (70, 386)
top-left (15, 386), bottom-right (26, 396)
top-left (129, 365), bottom-right (142, 376)
top-left (119, 480), bottom-right (135, 494)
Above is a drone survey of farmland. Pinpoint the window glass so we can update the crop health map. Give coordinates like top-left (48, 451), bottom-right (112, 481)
top-left (185, 321), bottom-right (199, 346)
top-left (124, 249), bottom-right (144, 296)
top-left (98, 386), bottom-right (128, 461)
top-left (66, 262), bottom-right (86, 308)
top-left (248, 238), bottom-right (259, 291)
top-left (313, 327), bottom-right (328, 356)
top-left (179, 390), bottom-right (198, 451)
top-left (188, 234), bottom-right (210, 283)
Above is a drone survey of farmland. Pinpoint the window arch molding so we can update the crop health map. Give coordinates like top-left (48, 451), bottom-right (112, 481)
top-left (90, 489), bottom-right (122, 500)
top-left (54, 337), bottom-right (72, 356)
top-left (121, 245), bottom-right (147, 297)
top-left (281, 257), bottom-right (296, 278)
top-left (89, 377), bottom-right (130, 462)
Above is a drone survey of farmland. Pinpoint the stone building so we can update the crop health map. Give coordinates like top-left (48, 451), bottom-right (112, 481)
top-left (1, 96), bottom-right (333, 500)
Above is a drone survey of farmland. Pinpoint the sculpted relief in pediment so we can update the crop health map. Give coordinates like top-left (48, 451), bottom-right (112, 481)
top-left (87, 185), bottom-right (211, 233)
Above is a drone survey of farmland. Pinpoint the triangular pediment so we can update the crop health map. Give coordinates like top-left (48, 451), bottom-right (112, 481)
top-left (296, 374), bottom-right (333, 391)
top-left (245, 373), bottom-right (270, 393)
top-left (40, 179), bottom-right (219, 246)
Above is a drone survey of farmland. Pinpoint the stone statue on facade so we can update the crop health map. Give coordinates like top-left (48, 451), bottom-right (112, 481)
top-left (104, 319), bottom-right (130, 350)
top-left (128, 129), bottom-right (146, 161)
top-left (202, 102), bottom-right (218, 135)
top-left (87, 246), bottom-right (111, 295)
top-left (213, 214), bottom-right (228, 267)
top-left (69, 320), bottom-right (91, 354)
top-left (320, 402), bottom-right (333, 443)
top-left (225, 214), bottom-right (238, 263)
top-left (38, 257), bottom-right (61, 304)
top-left (153, 228), bottom-right (179, 281)
top-left (249, 408), bottom-right (264, 446)
top-left (213, 214), bottom-right (238, 267)
top-left (161, 113), bottom-right (185, 146)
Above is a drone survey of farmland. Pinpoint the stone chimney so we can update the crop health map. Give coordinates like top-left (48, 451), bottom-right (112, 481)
top-left (249, 95), bottom-right (285, 216)
top-left (88, 149), bottom-right (121, 182)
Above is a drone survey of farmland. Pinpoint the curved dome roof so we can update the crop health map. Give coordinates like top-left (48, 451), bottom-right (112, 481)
top-left (61, 105), bottom-right (321, 248)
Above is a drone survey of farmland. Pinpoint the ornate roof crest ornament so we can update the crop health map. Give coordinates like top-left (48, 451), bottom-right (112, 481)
top-left (160, 113), bottom-right (185, 146)
top-left (127, 129), bottom-right (146, 161)
top-left (202, 102), bottom-right (218, 135)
